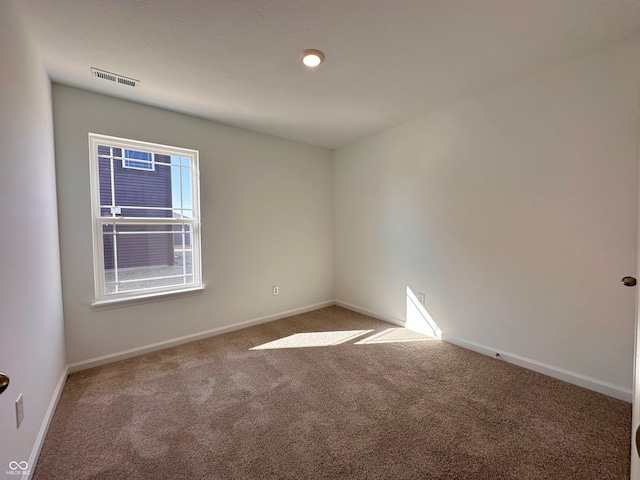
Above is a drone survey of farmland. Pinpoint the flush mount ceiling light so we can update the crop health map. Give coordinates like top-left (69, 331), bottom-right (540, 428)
top-left (301, 49), bottom-right (325, 68)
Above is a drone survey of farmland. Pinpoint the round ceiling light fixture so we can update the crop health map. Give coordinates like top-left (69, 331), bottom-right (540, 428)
top-left (301, 49), bottom-right (325, 68)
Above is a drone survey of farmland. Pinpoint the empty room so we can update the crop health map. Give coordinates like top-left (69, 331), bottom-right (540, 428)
top-left (2, 0), bottom-right (640, 478)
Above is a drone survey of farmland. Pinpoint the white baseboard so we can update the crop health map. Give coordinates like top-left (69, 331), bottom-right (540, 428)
top-left (442, 334), bottom-right (632, 403)
top-left (68, 300), bottom-right (335, 373)
top-left (334, 300), bottom-right (405, 327)
top-left (27, 367), bottom-right (68, 480)
top-left (335, 300), bottom-right (632, 403)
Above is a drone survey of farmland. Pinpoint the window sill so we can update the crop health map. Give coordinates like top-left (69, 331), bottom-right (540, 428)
top-left (91, 286), bottom-right (205, 311)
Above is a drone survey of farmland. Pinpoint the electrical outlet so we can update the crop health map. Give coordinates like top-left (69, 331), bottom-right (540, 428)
top-left (417, 293), bottom-right (425, 305)
top-left (272, 285), bottom-right (279, 296)
top-left (16, 393), bottom-right (24, 428)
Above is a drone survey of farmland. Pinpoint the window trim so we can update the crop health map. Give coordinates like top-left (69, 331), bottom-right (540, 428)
top-left (90, 285), bottom-right (205, 311)
top-left (88, 133), bottom-right (203, 305)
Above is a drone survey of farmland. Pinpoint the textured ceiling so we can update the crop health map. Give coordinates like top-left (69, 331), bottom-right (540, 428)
top-left (11, 0), bottom-right (640, 148)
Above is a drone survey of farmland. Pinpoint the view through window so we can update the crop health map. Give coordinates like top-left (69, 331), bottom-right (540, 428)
top-left (89, 134), bottom-right (202, 303)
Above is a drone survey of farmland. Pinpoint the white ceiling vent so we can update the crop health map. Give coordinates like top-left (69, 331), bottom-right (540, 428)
top-left (91, 68), bottom-right (139, 87)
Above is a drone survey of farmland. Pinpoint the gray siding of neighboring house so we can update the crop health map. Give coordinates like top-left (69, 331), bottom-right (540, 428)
top-left (98, 146), bottom-right (173, 269)
top-left (172, 218), bottom-right (192, 247)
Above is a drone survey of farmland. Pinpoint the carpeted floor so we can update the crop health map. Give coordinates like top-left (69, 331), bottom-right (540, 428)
top-left (34, 306), bottom-right (631, 479)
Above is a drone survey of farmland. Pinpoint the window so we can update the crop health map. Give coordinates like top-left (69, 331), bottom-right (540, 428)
top-left (123, 149), bottom-right (154, 171)
top-left (88, 133), bottom-right (202, 304)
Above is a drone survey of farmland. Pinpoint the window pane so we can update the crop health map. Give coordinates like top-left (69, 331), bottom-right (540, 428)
top-left (98, 147), bottom-right (113, 215)
top-left (169, 157), bottom-right (194, 218)
top-left (102, 223), bottom-right (194, 295)
top-left (181, 167), bottom-right (192, 214)
top-left (98, 146), bottom-right (174, 218)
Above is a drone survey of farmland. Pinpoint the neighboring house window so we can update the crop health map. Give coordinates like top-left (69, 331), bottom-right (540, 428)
top-left (123, 149), bottom-right (155, 171)
top-left (88, 133), bottom-right (202, 304)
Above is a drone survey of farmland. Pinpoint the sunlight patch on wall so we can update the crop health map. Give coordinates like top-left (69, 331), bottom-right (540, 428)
top-left (406, 286), bottom-right (442, 338)
top-left (250, 330), bottom-right (373, 350)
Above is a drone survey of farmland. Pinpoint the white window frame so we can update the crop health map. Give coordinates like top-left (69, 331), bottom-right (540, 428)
top-left (88, 133), bottom-right (203, 306)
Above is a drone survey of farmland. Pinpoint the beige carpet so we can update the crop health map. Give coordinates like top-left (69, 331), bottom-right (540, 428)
top-left (34, 306), bottom-right (631, 479)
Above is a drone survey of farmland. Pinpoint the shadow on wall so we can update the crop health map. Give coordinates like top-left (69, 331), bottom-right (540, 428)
top-left (405, 286), bottom-right (442, 338)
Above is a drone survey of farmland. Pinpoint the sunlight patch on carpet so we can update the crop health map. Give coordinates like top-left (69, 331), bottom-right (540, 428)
top-left (355, 327), bottom-right (437, 344)
top-left (250, 330), bottom-right (373, 350)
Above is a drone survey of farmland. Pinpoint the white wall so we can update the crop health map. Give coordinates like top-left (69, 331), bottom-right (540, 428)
top-left (335, 38), bottom-right (640, 394)
top-left (53, 85), bottom-right (334, 365)
top-left (0, 2), bottom-right (67, 473)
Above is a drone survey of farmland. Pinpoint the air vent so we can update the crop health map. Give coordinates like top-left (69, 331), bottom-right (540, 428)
top-left (91, 68), bottom-right (139, 87)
